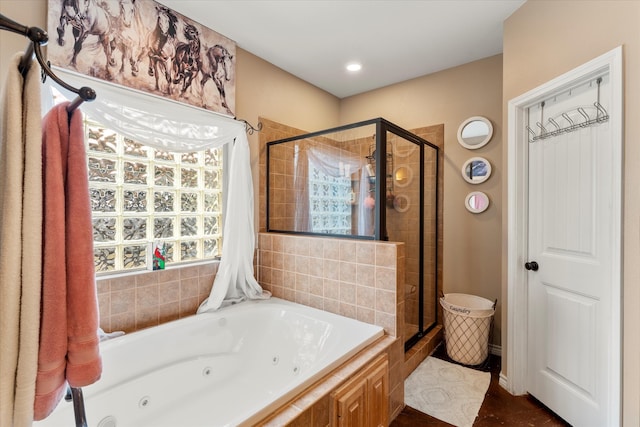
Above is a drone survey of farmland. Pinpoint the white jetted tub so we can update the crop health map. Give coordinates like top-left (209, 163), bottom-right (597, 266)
top-left (34, 297), bottom-right (384, 427)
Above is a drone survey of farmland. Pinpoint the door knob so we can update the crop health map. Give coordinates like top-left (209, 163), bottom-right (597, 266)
top-left (524, 261), bottom-right (539, 271)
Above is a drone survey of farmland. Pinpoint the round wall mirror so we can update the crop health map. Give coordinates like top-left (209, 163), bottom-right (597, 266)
top-left (393, 194), bottom-right (410, 212)
top-left (394, 165), bottom-right (413, 187)
top-left (461, 157), bottom-right (492, 184)
top-left (458, 116), bottom-right (493, 150)
top-left (465, 191), bottom-right (490, 213)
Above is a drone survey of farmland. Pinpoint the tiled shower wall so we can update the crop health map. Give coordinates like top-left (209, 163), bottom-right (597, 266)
top-left (259, 119), bottom-right (407, 336)
top-left (260, 118), bottom-right (445, 338)
top-left (257, 233), bottom-right (405, 337)
top-left (96, 262), bottom-right (217, 333)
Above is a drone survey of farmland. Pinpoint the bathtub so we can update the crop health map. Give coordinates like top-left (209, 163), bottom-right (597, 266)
top-left (34, 297), bottom-right (384, 427)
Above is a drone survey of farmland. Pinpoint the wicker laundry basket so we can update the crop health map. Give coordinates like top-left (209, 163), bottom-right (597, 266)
top-left (440, 293), bottom-right (495, 365)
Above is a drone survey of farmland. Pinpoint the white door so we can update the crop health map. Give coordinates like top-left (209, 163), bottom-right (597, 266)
top-left (526, 74), bottom-right (618, 427)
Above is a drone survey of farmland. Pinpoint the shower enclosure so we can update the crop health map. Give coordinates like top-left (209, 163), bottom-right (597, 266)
top-left (266, 118), bottom-right (439, 350)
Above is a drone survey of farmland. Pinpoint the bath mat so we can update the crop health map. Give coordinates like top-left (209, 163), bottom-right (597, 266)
top-left (404, 356), bottom-right (490, 427)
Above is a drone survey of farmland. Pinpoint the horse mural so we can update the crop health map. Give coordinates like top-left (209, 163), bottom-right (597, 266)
top-left (200, 44), bottom-right (234, 114)
top-left (172, 23), bottom-right (202, 95)
top-left (55, 0), bottom-right (115, 79)
top-left (110, 0), bottom-right (147, 77)
top-left (146, 5), bottom-right (178, 93)
top-left (48, 0), bottom-right (236, 115)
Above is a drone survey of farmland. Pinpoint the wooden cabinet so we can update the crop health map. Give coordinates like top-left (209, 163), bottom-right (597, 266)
top-left (367, 357), bottom-right (389, 426)
top-left (331, 353), bottom-right (389, 427)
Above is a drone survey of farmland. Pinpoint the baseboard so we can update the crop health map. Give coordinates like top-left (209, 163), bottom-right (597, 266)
top-left (498, 371), bottom-right (527, 396)
top-left (499, 372), bottom-right (509, 390)
top-left (489, 343), bottom-right (502, 356)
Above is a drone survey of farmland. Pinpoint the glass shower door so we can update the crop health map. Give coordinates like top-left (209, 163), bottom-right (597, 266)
top-left (384, 131), bottom-right (438, 349)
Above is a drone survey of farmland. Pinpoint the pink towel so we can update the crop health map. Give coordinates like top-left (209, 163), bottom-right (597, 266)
top-left (34, 102), bottom-right (102, 420)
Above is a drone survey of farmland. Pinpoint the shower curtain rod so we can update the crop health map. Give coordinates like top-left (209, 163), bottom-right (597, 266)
top-left (238, 119), bottom-right (263, 135)
top-left (0, 12), bottom-right (96, 114)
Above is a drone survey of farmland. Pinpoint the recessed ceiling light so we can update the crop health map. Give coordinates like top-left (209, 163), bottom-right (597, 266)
top-left (346, 62), bottom-right (362, 72)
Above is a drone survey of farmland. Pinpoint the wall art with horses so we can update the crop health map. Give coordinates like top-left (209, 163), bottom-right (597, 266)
top-left (47, 0), bottom-right (236, 116)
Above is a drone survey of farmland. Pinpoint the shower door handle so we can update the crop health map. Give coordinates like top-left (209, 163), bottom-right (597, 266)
top-left (524, 261), bottom-right (539, 271)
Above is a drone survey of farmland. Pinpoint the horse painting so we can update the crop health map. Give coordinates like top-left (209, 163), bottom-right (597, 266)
top-left (55, 0), bottom-right (115, 79)
top-left (145, 5), bottom-right (178, 93)
top-left (48, 0), bottom-right (236, 115)
top-left (172, 23), bottom-right (202, 95)
top-left (110, 0), bottom-right (147, 77)
top-left (200, 44), bottom-right (234, 114)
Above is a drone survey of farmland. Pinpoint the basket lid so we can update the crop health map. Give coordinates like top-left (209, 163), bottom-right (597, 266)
top-left (440, 293), bottom-right (495, 317)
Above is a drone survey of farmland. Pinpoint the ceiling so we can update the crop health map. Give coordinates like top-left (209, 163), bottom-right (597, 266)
top-left (159, 0), bottom-right (526, 98)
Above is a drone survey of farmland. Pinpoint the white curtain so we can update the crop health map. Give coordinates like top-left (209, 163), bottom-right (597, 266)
top-left (42, 69), bottom-right (268, 312)
top-left (197, 132), bottom-right (268, 311)
top-left (292, 142), bottom-right (367, 234)
top-left (357, 166), bottom-right (375, 236)
top-left (293, 146), bottom-right (310, 231)
top-left (305, 145), bottom-right (361, 178)
top-left (42, 69), bottom-right (242, 151)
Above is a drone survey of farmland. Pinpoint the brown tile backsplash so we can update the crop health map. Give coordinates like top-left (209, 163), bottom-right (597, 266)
top-left (257, 232), bottom-right (404, 338)
top-left (97, 262), bottom-right (218, 333)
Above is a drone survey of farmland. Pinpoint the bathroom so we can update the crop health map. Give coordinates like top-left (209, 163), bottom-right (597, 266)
top-left (0, 1), bottom-right (638, 426)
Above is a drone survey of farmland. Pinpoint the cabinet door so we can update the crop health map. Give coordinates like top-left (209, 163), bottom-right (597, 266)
top-left (335, 377), bottom-right (368, 427)
top-left (331, 353), bottom-right (389, 427)
top-left (367, 358), bottom-right (389, 427)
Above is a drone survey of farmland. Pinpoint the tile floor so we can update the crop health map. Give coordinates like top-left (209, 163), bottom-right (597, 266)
top-left (392, 346), bottom-right (571, 426)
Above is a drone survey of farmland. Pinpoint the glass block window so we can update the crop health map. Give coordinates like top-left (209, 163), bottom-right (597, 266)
top-left (308, 163), bottom-right (352, 234)
top-left (87, 119), bottom-right (223, 273)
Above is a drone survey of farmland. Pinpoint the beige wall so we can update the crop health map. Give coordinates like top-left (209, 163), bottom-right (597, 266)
top-left (0, 1), bottom-right (47, 81)
top-left (234, 49), bottom-right (341, 229)
top-left (502, 1), bottom-right (640, 425)
top-left (339, 56), bottom-right (504, 344)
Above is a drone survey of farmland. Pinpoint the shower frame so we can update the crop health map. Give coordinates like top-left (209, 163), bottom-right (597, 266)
top-left (265, 117), bottom-right (439, 351)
